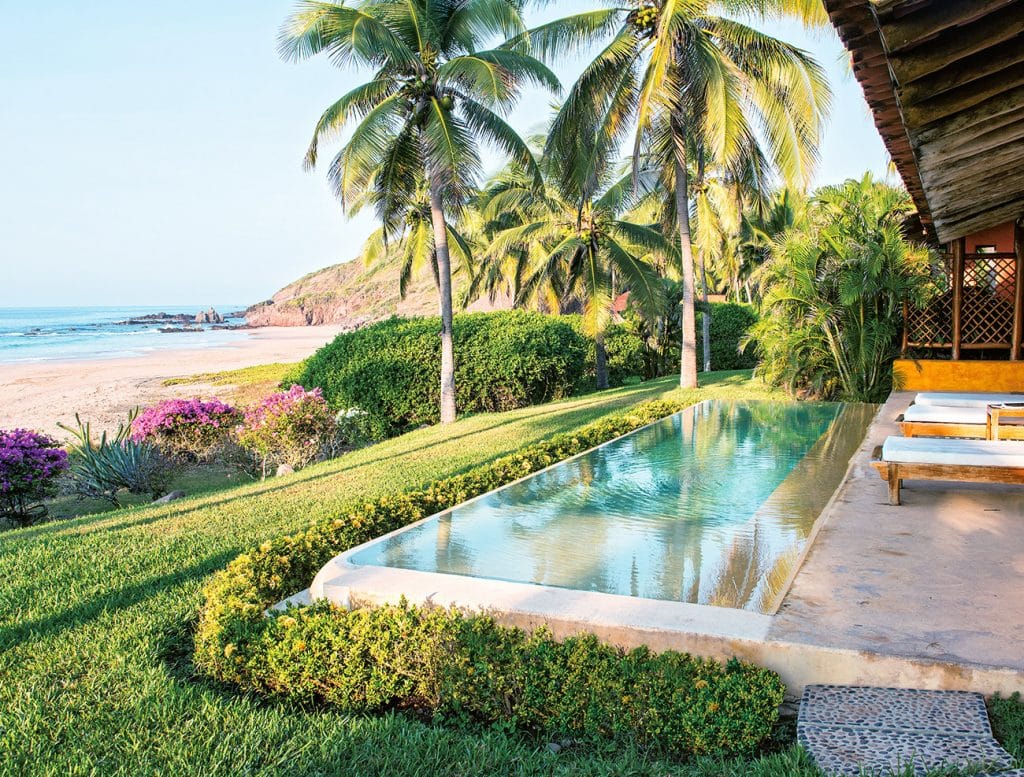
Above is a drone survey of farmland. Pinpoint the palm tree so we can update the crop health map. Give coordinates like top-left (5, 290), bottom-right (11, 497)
top-left (738, 186), bottom-right (807, 302)
top-left (519, 0), bottom-right (831, 388)
top-left (279, 0), bottom-right (558, 423)
top-left (355, 191), bottom-right (476, 301)
top-left (474, 138), bottom-right (669, 388)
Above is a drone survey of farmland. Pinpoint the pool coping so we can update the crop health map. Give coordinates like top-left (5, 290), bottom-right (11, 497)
top-left (311, 398), bottom-right (862, 629)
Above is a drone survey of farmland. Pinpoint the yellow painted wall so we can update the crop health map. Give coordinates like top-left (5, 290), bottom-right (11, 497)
top-left (894, 359), bottom-right (1024, 391)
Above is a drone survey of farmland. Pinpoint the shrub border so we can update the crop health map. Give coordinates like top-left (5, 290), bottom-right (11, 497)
top-left (194, 397), bottom-right (785, 757)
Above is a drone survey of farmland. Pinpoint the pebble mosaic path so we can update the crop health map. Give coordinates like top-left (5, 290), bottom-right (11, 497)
top-left (797, 685), bottom-right (1018, 776)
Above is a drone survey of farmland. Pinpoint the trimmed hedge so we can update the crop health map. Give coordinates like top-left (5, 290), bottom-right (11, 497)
top-left (696, 303), bottom-right (759, 372)
top-left (297, 312), bottom-right (590, 434)
top-left (577, 321), bottom-right (647, 388)
top-left (194, 398), bottom-right (785, 758)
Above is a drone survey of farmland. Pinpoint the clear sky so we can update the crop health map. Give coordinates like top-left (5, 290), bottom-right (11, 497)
top-left (0, 1), bottom-right (891, 308)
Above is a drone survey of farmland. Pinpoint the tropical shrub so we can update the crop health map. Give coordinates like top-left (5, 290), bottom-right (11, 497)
top-left (237, 385), bottom-right (336, 475)
top-left (575, 321), bottom-right (647, 388)
top-left (332, 408), bottom-right (387, 449)
top-left (636, 297), bottom-right (759, 378)
top-left (697, 303), bottom-right (759, 372)
top-left (298, 312), bottom-right (590, 435)
top-left (0, 429), bottom-right (69, 526)
top-left (249, 602), bottom-right (781, 757)
top-left (748, 175), bottom-right (932, 401)
top-left (131, 398), bottom-right (240, 461)
top-left (195, 397), bottom-right (785, 758)
top-left (60, 413), bottom-right (174, 506)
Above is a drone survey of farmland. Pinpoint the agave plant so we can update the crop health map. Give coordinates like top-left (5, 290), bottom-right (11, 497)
top-left (59, 410), bottom-right (174, 506)
top-left (279, 0), bottom-right (559, 423)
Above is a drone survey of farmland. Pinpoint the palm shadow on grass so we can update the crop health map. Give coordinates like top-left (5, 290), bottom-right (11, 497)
top-left (0, 551), bottom-right (234, 652)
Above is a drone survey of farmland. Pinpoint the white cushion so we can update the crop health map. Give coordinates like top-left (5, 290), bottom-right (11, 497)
top-left (915, 392), bottom-right (1024, 408)
top-left (882, 436), bottom-right (1024, 467)
top-left (902, 405), bottom-right (988, 424)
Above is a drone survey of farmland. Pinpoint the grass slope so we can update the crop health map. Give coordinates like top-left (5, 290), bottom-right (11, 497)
top-left (163, 361), bottom-right (303, 407)
top-left (0, 372), bottom-right (1018, 776)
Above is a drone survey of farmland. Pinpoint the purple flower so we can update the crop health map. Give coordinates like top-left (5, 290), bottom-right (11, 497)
top-left (0, 429), bottom-right (68, 501)
top-left (131, 398), bottom-right (241, 461)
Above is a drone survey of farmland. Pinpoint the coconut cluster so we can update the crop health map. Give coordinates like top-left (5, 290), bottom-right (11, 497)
top-left (630, 1), bottom-right (660, 33)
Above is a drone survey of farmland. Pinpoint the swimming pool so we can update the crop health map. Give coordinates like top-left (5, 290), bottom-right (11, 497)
top-left (329, 400), bottom-right (876, 614)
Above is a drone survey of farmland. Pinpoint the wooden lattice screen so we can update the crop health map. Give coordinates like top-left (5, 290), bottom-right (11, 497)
top-left (961, 253), bottom-right (1017, 348)
top-left (904, 236), bottom-right (1024, 359)
top-left (904, 254), bottom-right (952, 348)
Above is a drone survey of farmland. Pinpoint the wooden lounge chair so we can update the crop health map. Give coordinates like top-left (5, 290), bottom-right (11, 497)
top-left (871, 436), bottom-right (1024, 505)
top-left (914, 391), bottom-right (1024, 408)
top-left (898, 403), bottom-right (1024, 440)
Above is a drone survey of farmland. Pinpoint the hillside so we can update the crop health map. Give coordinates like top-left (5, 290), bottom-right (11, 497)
top-left (245, 258), bottom-right (508, 328)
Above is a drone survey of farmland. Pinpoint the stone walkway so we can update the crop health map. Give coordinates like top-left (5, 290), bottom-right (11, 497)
top-left (797, 685), bottom-right (1018, 776)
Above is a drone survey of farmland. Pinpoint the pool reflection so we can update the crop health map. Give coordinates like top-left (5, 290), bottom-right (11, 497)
top-left (349, 400), bottom-right (875, 613)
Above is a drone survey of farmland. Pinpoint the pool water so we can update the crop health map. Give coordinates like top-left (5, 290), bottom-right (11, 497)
top-left (349, 400), bottom-right (876, 613)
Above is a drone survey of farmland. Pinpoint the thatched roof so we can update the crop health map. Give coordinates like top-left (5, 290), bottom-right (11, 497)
top-left (824, 0), bottom-right (1024, 244)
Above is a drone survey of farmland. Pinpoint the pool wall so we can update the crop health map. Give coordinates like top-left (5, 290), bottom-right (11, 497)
top-left (305, 398), bottom-right (1024, 696)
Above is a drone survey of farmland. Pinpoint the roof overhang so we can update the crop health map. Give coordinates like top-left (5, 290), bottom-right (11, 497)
top-left (824, 0), bottom-right (1024, 244)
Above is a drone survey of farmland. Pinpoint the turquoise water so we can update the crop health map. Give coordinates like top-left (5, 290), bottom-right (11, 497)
top-left (0, 306), bottom-right (248, 363)
top-left (350, 400), bottom-right (876, 612)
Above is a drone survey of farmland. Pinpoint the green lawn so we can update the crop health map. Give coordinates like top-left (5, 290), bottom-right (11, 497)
top-left (162, 360), bottom-right (302, 406)
top-left (0, 371), bottom-right (1018, 776)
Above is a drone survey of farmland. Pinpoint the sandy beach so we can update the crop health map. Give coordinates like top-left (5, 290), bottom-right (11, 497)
top-left (0, 325), bottom-right (346, 437)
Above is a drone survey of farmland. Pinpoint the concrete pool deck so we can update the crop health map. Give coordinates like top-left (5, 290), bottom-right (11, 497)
top-left (307, 392), bottom-right (1024, 697)
top-left (767, 390), bottom-right (1024, 694)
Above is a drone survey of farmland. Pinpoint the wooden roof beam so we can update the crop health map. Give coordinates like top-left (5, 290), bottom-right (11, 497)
top-left (917, 105), bottom-right (1024, 156)
top-left (887, 3), bottom-right (1024, 84)
top-left (913, 83), bottom-right (1024, 145)
top-left (917, 141), bottom-right (1024, 186)
top-left (934, 202), bottom-right (1024, 243)
top-left (918, 122), bottom-right (1024, 168)
top-left (899, 34), bottom-right (1024, 107)
top-left (902, 61), bottom-right (1024, 127)
top-left (878, 0), bottom-right (1017, 53)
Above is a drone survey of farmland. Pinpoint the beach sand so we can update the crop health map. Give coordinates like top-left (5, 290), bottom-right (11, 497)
top-left (0, 325), bottom-right (346, 437)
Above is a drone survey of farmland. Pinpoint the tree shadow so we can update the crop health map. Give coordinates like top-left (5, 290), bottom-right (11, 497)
top-left (0, 551), bottom-right (234, 653)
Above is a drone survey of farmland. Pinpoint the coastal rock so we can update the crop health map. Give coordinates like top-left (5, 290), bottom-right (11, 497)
top-left (152, 490), bottom-right (186, 504)
top-left (195, 307), bottom-right (224, 324)
top-left (245, 259), bottom-right (511, 329)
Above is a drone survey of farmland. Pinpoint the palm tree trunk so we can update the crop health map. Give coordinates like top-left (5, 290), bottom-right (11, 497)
top-left (595, 329), bottom-right (609, 390)
top-left (673, 153), bottom-right (698, 389)
top-left (700, 256), bottom-right (711, 372)
top-left (428, 175), bottom-right (457, 424)
top-left (695, 148), bottom-right (711, 374)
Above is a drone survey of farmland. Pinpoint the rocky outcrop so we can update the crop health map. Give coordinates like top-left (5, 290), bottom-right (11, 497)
top-left (245, 258), bottom-right (509, 328)
top-left (195, 307), bottom-right (224, 324)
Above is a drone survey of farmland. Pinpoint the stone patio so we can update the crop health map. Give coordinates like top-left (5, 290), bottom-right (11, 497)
top-left (797, 685), bottom-right (1015, 776)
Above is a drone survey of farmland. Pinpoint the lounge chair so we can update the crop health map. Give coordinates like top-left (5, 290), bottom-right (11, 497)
top-left (871, 436), bottom-right (1024, 504)
top-left (914, 392), bottom-right (1024, 408)
top-left (898, 403), bottom-right (1024, 440)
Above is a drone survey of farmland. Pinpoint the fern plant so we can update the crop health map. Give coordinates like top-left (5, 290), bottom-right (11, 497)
top-left (747, 174), bottom-right (933, 402)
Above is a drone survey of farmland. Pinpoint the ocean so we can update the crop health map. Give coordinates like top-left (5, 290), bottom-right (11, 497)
top-left (0, 306), bottom-right (251, 364)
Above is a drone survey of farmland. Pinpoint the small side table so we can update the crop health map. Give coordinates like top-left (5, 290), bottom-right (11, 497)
top-left (985, 403), bottom-right (1024, 440)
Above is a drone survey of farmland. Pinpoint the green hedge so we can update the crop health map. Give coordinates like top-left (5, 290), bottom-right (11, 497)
top-left (194, 397), bottom-right (784, 757)
top-left (576, 321), bottom-right (647, 388)
top-left (697, 303), bottom-right (759, 372)
top-left (297, 312), bottom-right (590, 434)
